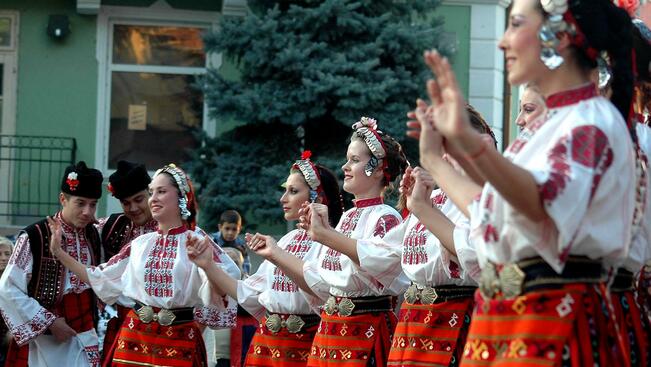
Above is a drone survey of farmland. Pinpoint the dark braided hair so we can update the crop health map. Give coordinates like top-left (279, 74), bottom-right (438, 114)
top-left (538, 0), bottom-right (635, 138)
top-left (315, 165), bottom-right (344, 226)
top-left (350, 130), bottom-right (409, 187)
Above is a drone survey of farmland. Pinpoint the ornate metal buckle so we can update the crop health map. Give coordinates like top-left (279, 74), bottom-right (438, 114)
top-left (156, 308), bottom-right (177, 326)
top-left (420, 286), bottom-right (438, 305)
top-left (265, 314), bottom-right (282, 333)
top-left (136, 305), bottom-right (155, 323)
top-left (479, 263), bottom-right (500, 299)
top-left (323, 296), bottom-right (337, 316)
top-left (285, 315), bottom-right (305, 334)
top-left (337, 298), bottom-right (355, 317)
top-left (499, 263), bottom-right (525, 299)
top-left (404, 284), bottom-right (419, 304)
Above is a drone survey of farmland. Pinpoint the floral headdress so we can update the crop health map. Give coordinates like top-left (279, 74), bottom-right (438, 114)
top-left (352, 117), bottom-right (391, 182)
top-left (154, 164), bottom-right (192, 221)
top-left (538, 0), bottom-right (598, 69)
top-left (292, 150), bottom-right (327, 204)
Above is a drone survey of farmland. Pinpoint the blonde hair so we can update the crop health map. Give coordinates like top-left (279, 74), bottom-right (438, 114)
top-left (0, 236), bottom-right (13, 251)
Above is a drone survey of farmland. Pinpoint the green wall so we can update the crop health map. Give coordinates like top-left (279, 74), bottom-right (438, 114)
top-left (433, 4), bottom-right (471, 99)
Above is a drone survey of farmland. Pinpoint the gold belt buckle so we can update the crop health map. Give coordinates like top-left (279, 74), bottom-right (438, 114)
top-left (479, 263), bottom-right (499, 299)
top-left (404, 284), bottom-right (419, 304)
top-left (338, 298), bottom-right (355, 317)
top-left (420, 286), bottom-right (438, 305)
top-left (156, 308), bottom-right (177, 326)
top-left (265, 314), bottom-right (282, 333)
top-left (136, 305), bottom-right (155, 323)
top-left (323, 296), bottom-right (355, 316)
top-left (499, 263), bottom-right (525, 299)
top-left (285, 315), bottom-right (305, 333)
top-left (323, 296), bottom-right (337, 316)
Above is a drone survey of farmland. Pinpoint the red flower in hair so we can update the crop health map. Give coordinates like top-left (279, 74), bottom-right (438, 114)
top-left (66, 172), bottom-right (79, 191)
top-left (616, 0), bottom-right (639, 16)
top-left (301, 150), bottom-right (312, 160)
top-left (107, 183), bottom-right (115, 196)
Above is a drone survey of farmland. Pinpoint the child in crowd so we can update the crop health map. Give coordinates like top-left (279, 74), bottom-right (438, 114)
top-left (213, 210), bottom-right (251, 275)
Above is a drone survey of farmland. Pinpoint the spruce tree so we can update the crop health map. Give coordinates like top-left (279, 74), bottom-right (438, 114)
top-left (189, 0), bottom-right (451, 230)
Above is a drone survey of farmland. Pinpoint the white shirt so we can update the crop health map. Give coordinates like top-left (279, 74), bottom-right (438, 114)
top-left (470, 84), bottom-right (636, 273)
top-left (87, 226), bottom-right (241, 328)
top-left (304, 198), bottom-right (408, 299)
top-left (237, 229), bottom-right (323, 318)
top-left (358, 189), bottom-right (479, 288)
top-left (0, 212), bottom-right (96, 347)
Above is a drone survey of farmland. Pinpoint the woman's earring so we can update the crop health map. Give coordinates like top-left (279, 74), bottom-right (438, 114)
top-left (365, 156), bottom-right (379, 177)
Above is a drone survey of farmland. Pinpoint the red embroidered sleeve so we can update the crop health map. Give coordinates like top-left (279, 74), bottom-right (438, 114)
top-left (193, 304), bottom-right (236, 328)
top-left (373, 214), bottom-right (401, 238)
top-left (539, 126), bottom-right (613, 204)
top-left (8, 234), bottom-right (31, 272)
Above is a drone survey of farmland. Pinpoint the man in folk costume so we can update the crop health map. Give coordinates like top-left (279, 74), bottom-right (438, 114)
top-left (97, 160), bottom-right (157, 361)
top-left (0, 161), bottom-right (104, 367)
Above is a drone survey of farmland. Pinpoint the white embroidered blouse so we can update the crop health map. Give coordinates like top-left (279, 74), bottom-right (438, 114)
top-left (357, 189), bottom-right (480, 289)
top-left (303, 197), bottom-right (407, 300)
top-left (86, 225), bottom-right (240, 329)
top-left (469, 84), bottom-right (636, 273)
top-left (237, 229), bottom-right (323, 319)
top-left (0, 212), bottom-right (96, 346)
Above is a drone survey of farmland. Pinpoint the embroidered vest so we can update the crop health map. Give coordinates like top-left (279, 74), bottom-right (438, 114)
top-left (24, 219), bottom-right (101, 310)
top-left (100, 213), bottom-right (132, 260)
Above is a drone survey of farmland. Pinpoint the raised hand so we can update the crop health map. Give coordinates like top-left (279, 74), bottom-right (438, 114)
top-left (297, 201), bottom-right (312, 231)
top-left (399, 166), bottom-right (415, 198)
top-left (407, 167), bottom-right (435, 213)
top-left (306, 203), bottom-right (331, 241)
top-left (245, 232), bottom-right (281, 260)
top-left (47, 216), bottom-right (64, 258)
top-left (186, 234), bottom-right (213, 269)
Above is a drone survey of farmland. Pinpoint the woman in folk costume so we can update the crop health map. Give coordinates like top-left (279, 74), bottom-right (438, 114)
top-left (186, 151), bottom-right (344, 367)
top-left (352, 106), bottom-right (497, 367)
top-left (606, 15), bottom-right (651, 367)
top-left (412, 0), bottom-right (642, 365)
top-left (49, 164), bottom-right (240, 367)
top-left (255, 117), bottom-right (408, 367)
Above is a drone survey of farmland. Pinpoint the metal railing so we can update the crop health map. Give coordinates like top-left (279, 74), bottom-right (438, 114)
top-left (0, 135), bottom-right (76, 225)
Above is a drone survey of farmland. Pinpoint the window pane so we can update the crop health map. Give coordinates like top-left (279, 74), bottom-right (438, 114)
top-left (108, 72), bottom-right (202, 169)
top-left (112, 25), bottom-right (205, 67)
top-left (0, 17), bottom-right (11, 48)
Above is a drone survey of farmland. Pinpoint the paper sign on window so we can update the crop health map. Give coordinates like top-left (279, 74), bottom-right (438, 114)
top-left (128, 104), bottom-right (147, 130)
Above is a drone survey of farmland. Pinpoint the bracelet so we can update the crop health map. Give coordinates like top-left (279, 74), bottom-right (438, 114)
top-left (464, 141), bottom-right (487, 161)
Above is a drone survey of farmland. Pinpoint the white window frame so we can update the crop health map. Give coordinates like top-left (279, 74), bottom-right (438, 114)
top-left (94, 1), bottom-right (222, 176)
top-left (0, 11), bottom-right (18, 52)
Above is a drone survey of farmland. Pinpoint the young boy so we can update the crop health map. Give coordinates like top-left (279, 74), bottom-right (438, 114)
top-left (212, 210), bottom-right (250, 274)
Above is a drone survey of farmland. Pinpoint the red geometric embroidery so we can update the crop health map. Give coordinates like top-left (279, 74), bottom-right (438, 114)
top-left (448, 260), bottom-right (461, 279)
top-left (402, 223), bottom-right (428, 265)
top-left (545, 84), bottom-right (597, 109)
top-left (273, 231), bottom-right (312, 292)
top-left (570, 126), bottom-right (611, 169)
top-left (9, 235), bottom-right (31, 271)
top-left (104, 243), bottom-right (131, 268)
top-left (373, 214), bottom-right (400, 238)
top-left (144, 234), bottom-right (178, 298)
top-left (540, 136), bottom-right (571, 204)
top-left (321, 209), bottom-right (362, 272)
top-left (431, 192), bottom-right (448, 208)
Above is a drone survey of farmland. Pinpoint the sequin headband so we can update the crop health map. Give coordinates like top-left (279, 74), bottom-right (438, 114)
top-left (155, 164), bottom-right (190, 198)
top-left (154, 164), bottom-right (192, 220)
top-left (352, 117), bottom-right (391, 183)
top-left (539, 0), bottom-right (599, 70)
top-left (352, 117), bottom-right (387, 159)
top-left (292, 150), bottom-right (327, 204)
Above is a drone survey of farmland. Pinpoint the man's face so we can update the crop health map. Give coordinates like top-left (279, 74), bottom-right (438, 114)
top-left (120, 189), bottom-right (152, 226)
top-left (60, 194), bottom-right (98, 229)
top-left (218, 222), bottom-right (241, 242)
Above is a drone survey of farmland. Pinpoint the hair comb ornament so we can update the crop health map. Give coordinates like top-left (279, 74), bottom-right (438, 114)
top-left (292, 150), bottom-right (324, 203)
top-left (155, 164), bottom-right (192, 220)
